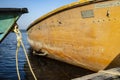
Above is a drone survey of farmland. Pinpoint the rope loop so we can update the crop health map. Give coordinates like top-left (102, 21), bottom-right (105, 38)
top-left (13, 24), bottom-right (37, 80)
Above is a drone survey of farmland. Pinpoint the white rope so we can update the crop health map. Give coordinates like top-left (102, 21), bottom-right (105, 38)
top-left (21, 38), bottom-right (37, 80)
top-left (15, 42), bottom-right (21, 80)
top-left (14, 24), bottom-right (37, 80)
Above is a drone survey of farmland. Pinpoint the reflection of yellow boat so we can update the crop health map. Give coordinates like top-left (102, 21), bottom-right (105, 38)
top-left (27, 0), bottom-right (120, 71)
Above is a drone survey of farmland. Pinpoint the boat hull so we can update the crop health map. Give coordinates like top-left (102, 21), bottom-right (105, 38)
top-left (27, 0), bottom-right (120, 71)
top-left (0, 8), bottom-right (28, 42)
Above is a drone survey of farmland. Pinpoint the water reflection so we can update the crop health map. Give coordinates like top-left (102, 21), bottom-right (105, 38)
top-left (25, 48), bottom-right (94, 80)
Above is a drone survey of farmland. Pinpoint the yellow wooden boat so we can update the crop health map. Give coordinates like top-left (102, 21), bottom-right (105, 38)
top-left (27, 0), bottom-right (120, 71)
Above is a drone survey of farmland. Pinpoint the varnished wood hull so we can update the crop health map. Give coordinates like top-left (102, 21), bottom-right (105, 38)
top-left (27, 0), bottom-right (120, 71)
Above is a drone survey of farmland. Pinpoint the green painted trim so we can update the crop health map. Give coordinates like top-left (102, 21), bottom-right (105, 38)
top-left (0, 13), bottom-right (21, 42)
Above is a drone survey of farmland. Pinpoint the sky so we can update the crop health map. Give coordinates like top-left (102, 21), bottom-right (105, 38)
top-left (0, 0), bottom-right (77, 29)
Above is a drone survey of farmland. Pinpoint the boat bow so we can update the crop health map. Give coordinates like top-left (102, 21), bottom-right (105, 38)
top-left (0, 8), bottom-right (28, 42)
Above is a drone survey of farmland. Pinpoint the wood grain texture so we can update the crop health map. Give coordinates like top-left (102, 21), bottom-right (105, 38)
top-left (27, 0), bottom-right (120, 71)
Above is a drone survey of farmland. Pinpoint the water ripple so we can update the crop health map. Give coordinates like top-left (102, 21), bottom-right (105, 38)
top-left (0, 32), bottom-right (29, 80)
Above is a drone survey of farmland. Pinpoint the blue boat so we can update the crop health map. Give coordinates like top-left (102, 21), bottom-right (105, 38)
top-left (0, 8), bottom-right (28, 42)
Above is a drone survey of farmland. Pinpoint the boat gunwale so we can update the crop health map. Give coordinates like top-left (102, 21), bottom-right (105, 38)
top-left (0, 8), bottom-right (28, 13)
top-left (27, 0), bottom-right (110, 31)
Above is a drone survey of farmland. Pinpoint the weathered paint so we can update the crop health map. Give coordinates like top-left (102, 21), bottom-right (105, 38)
top-left (95, 0), bottom-right (120, 8)
top-left (27, 0), bottom-right (120, 71)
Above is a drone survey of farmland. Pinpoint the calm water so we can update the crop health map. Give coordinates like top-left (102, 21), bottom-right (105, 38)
top-left (0, 31), bottom-right (94, 80)
top-left (0, 31), bottom-right (29, 80)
